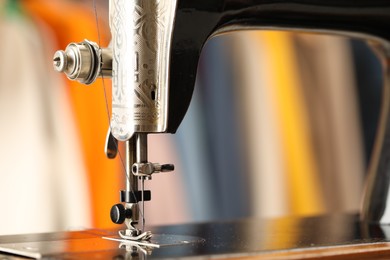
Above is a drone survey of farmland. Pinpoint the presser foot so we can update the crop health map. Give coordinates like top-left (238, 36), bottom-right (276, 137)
top-left (102, 229), bottom-right (157, 250)
top-left (102, 229), bottom-right (156, 251)
top-left (118, 229), bottom-right (153, 241)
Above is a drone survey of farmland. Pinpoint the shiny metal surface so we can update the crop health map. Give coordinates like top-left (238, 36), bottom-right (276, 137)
top-left (135, 133), bottom-right (147, 231)
top-left (125, 138), bottom-right (139, 231)
top-left (109, 0), bottom-right (177, 141)
top-left (104, 233), bottom-right (203, 248)
top-left (1, 214), bottom-right (390, 259)
top-left (135, 134), bottom-right (148, 164)
top-left (100, 47), bottom-right (113, 78)
top-left (164, 0), bottom-right (390, 226)
top-left (208, 26), bottom-right (390, 225)
top-left (105, 128), bottom-right (118, 159)
top-left (132, 162), bottom-right (174, 177)
top-left (53, 40), bottom-right (112, 84)
top-left (360, 41), bottom-right (390, 225)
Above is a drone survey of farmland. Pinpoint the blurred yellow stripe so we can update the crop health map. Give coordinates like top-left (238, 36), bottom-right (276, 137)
top-left (257, 31), bottom-right (325, 215)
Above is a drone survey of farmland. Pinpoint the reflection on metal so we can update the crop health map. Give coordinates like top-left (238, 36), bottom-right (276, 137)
top-left (1, 215), bottom-right (390, 259)
top-left (360, 41), bottom-right (390, 225)
top-left (132, 162), bottom-right (174, 177)
top-left (53, 40), bottom-right (112, 84)
top-left (0, 237), bottom-right (117, 259)
top-left (105, 233), bottom-right (203, 247)
top-left (124, 138), bottom-right (140, 235)
top-left (105, 235), bottom-right (160, 248)
top-left (105, 128), bottom-right (118, 159)
top-left (212, 24), bottom-right (390, 225)
top-left (109, 0), bottom-right (177, 141)
top-left (119, 242), bottom-right (152, 258)
top-left (107, 0), bottom-right (178, 241)
top-left (118, 229), bottom-right (153, 242)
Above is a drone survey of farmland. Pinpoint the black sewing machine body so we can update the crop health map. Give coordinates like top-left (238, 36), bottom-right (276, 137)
top-left (168, 0), bottom-right (390, 225)
top-left (168, 0), bottom-right (390, 132)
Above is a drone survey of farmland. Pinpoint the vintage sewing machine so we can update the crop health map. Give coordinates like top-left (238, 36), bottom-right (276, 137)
top-left (2, 0), bottom-right (390, 258)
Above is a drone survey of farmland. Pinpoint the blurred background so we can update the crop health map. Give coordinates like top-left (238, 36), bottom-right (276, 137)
top-left (0, 0), bottom-right (383, 235)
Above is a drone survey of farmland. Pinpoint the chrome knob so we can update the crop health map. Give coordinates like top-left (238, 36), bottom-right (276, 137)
top-left (53, 40), bottom-right (112, 85)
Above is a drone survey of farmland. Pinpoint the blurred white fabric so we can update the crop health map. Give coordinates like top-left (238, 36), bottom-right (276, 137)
top-left (0, 13), bottom-right (90, 234)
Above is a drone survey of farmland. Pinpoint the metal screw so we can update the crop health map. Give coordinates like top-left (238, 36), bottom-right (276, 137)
top-left (53, 51), bottom-right (67, 72)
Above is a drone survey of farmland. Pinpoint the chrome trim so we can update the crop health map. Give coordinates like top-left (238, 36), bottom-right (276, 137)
top-left (109, 0), bottom-right (177, 141)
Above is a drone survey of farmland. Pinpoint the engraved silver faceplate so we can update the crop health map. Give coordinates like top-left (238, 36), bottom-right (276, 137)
top-left (109, 0), bottom-right (177, 141)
